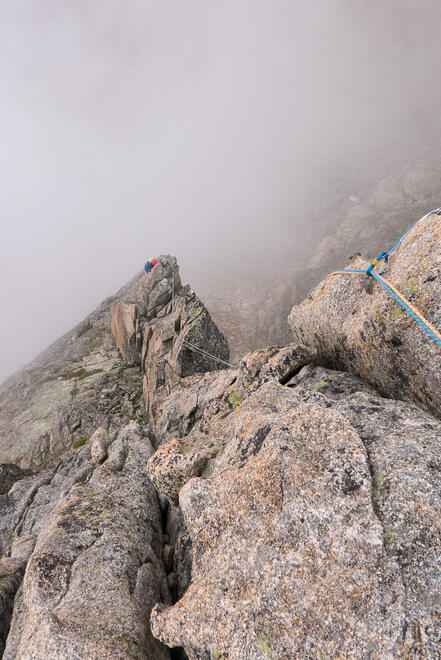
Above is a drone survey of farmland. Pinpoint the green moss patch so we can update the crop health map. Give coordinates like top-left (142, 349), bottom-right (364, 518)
top-left (384, 525), bottom-right (395, 545)
top-left (60, 367), bottom-right (103, 381)
top-left (72, 436), bottom-right (87, 449)
top-left (313, 379), bottom-right (328, 389)
top-left (257, 631), bottom-right (273, 656)
top-left (227, 390), bottom-right (244, 410)
top-left (390, 305), bottom-right (403, 321)
top-left (372, 473), bottom-right (383, 498)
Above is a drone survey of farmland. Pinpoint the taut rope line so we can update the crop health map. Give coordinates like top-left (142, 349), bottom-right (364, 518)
top-left (329, 209), bottom-right (441, 347)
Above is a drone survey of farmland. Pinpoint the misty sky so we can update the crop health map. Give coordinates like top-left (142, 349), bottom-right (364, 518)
top-left (1, 1), bottom-right (441, 383)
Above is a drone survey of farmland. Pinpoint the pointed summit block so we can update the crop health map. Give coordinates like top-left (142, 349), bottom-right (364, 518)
top-left (110, 256), bottom-right (230, 437)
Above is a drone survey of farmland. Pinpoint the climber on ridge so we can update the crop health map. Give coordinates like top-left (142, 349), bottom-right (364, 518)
top-left (144, 257), bottom-right (158, 274)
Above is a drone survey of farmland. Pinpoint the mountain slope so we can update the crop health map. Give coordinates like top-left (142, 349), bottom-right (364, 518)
top-left (1, 221), bottom-right (440, 659)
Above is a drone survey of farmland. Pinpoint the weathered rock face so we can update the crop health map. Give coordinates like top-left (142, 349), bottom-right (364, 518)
top-left (147, 344), bottom-right (316, 504)
top-left (148, 342), bottom-right (314, 468)
top-left (151, 368), bottom-right (237, 449)
top-left (110, 256), bottom-right (181, 365)
top-left (110, 256), bottom-right (230, 442)
top-left (294, 366), bottom-right (441, 655)
top-left (0, 558), bottom-right (24, 656)
top-left (150, 364), bottom-right (441, 659)
top-left (142, 286), bottom-right (230, 440)
top-left (288, 210), bottom-right (441, 417)
top-left (1, 423), bottom-right (171, 660)
top-left (0, 465), bottom-right (32, 496)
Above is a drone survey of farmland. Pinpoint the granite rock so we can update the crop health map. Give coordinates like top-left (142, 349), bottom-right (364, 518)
top-left (289, 210), bottom-right (441, 417)
top-left (2, 423), bottom-right (171, 660)
top-left (150, 366), bottom-right (441, 658)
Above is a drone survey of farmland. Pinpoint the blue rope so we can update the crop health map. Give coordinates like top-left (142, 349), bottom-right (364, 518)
top-left (335, 268), bottom-right (368, 274)
top-left (331, 209), bottom-right (441, 347)
top-left (384, 208), bottom-right (441, 258)
top-left (370, 272), bottom-right (441, 347)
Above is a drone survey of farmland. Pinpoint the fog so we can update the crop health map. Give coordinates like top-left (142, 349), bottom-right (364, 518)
top-left (1, 1), bottom-right (441, 383)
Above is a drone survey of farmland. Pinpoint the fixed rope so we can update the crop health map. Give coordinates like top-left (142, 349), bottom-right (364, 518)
top-left (329, 209), bottom-right (441, 347)
top-left (383, 207), bottom-right (441, 260)
top-left (173, 331), bottom-right (239, 369)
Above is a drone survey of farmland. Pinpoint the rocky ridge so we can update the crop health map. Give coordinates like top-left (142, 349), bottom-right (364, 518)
top-left (0, 226), bottom-right (440, 659)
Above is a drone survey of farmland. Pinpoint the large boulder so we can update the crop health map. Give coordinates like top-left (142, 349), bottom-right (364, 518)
top-left (149, 363), bottom-right (441, 659)
top-left (293, 366), bottom-right (441, 655)
top-left (147, 344), bottom-right (316, 503)
top-left (288, 210), bottom-right (441, 417)
top-left (2, 423), bottom-right (171, 660)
